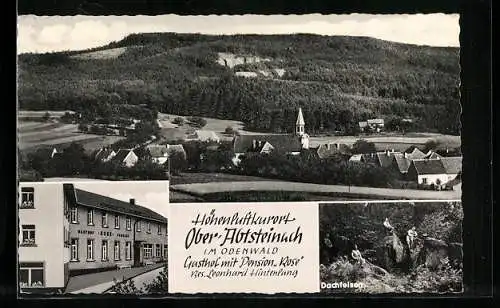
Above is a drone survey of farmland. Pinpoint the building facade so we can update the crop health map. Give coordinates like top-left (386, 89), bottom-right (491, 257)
top-left (18, 182), bottom-right (168, 292)
top-left (18, 183), bottom-right (70, 292)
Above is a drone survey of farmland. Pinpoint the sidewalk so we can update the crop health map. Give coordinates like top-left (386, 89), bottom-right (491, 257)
top-left (65, 263), bottom-right (164, 294)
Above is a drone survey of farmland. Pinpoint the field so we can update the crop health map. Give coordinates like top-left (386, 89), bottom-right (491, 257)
top-left (18, 119), bottom-right (125, 153)
top-left (170, 172), bottom-right (274, 185)
top-left (170, 174), bottom-right (461, 201)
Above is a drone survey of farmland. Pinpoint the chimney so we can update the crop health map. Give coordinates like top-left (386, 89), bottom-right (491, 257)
top-left (252, 139), bottom-right (257, 149)
top-left (129, 198), bottom-right (135, 205)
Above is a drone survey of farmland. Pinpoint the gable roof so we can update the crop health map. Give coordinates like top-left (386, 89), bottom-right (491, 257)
top-left (316, 143), bottom-right (350, 159)
top-left (411, 159), bottom-right (446, 175)
top-left (67, 186), bottom-right (167, 223)
top-left (424, 151), bottom-right (443, 159)
top-left (94, 148), bottom-right (115, 161)
top-left (233, 134), bottom-right (302, 153)
top-left (376, 152), bottom-right (397, 168)
top-left (146, 145), bottom-right (168, 157)
top-left (112, 149), bottom-right (135, 162)
top-left (440, 157), bottom-right (462, 174)
top-left (367, 118), bottom-right (384, 125)
top-left (393, 153), bottom-right (411, 173)
top-left (405, 147), bottom-right (426, 160)
top-left (349, 154), bottom-right (363, 162)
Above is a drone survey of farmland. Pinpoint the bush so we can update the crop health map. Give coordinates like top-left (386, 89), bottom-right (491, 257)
top-left (143, 267), bottom-right (168, 294)
top-left (172, 117), bottom-right (185, 125)
top-left (187, 116), bottom-right (207, 128)
top-left (109, 277), bottom-right (143, 295)
top-left (224, 126), bottom-right (239, 135)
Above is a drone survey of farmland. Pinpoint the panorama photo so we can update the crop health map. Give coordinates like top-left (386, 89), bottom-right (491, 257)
top-left (17, 14), bottom-right (461, 203)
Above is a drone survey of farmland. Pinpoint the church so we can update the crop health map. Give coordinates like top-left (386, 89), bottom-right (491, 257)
top-left (232, 108), bottom-right (310, 165)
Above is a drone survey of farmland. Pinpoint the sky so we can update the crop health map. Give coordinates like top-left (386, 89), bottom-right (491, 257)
top-left (73, 181), bottom-right (170, 219)
top-left (17, 14), bottom-right (459, 53)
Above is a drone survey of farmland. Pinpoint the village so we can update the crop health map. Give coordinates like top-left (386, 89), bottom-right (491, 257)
top-left (24, 108), bottom-right (462, 195)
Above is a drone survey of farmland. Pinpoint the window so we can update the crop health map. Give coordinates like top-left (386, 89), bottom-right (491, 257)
top-left (126, 217), bottom-right (131, 230)
top-left (19, 262), bottom-right (44, 288)
top-left (147, 222), bottom-right (151, 233)
top-left (125, 242), bottom-right (132, 260)
top-left (86, 239), bottom-right (94, 261)
top-left (136, 221), bottom-right (141, 232)
top-left (114, 241), bottom-right (121, 261)
top-left (70, 239), bottom-right (79, 261)
top-left (114, 215), bottom-right (120, 229)
top-left (87, 209), bottom-right (94, 225)
top-left (70, 207), bottom-right (78, 223)
top-left (101, 240), bottom-right (108, 261)
top-left (20, 187), bottom-right (34, 208)
top-left (102, 212), bottom-right (108, 227)
top-left (143, 244), bottom-right (153, 259)
top-left (163, 245), bottom-right (167, 260)
top-left (422, 178), bottom-right (428, 184)
top-left (21, 225), bottom-right (36, 246)
top-left (157, 224), bottom-right (161, 235)
top-left (155, 244), bottom-right (161, 258)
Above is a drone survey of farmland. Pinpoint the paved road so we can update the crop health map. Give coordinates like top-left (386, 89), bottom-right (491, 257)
top-left (65, 263), bottom-right (164, 294)
top-left (171, 181), bottom-right (461, 200)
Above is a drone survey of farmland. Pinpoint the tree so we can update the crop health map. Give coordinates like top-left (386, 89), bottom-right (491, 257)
top-left (172, 117), bottom-right (185, 126)
top-left (351, 139), bottom-right (376, 154)
top-left (168, 151), bottom-right (187, 175)
top-left (42, 112), bottom-right (51, 122)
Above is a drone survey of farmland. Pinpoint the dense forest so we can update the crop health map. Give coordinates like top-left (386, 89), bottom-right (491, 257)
top-left (18, 33), bottom-right (460, 135)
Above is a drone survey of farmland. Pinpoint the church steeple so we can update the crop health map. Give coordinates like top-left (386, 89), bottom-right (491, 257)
top-left (296, 107), bottom-right (305, 136)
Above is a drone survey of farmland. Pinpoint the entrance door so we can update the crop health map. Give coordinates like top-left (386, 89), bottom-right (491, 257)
top-left (133, 242), bottom-right (141, 267)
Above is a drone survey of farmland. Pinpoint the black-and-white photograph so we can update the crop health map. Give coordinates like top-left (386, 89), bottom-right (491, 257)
top-left (17, 14), bottom-right (460, 203)
top-left (17, 181), bottom-right (169, 295)
top-left (319, 201), bottom-right (463, 293)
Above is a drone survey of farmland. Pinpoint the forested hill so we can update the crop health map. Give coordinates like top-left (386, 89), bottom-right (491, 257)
top-left (18, 33), bottom-right (460, 135)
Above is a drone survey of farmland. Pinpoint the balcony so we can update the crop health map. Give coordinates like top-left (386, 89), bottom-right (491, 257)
top-left (20, 238), bottom-right (37, 247)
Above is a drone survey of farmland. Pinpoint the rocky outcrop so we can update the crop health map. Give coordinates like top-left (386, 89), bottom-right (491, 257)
top-left (376, 233), bottom-right (406, 270)
top-left (420, 237), bottom-right (449, 270)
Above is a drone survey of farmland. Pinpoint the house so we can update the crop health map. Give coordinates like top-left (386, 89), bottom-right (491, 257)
top-left (190, 130), bottom-right (221, 143)
top-left (93, 148), bottom-right (116, 162)
top-left (376, 150), bottom-right (399, 169)
top-left (407, 159), bottom-right (449, 187)
top-left (440, 157), bottom-right (462, 181)
top-left (423, 150), bottom-right (444, 160)
top-left (231, 108), bottom-right (309, 165)
top-left (145, 145), bottom-right (169, 165)
top-left (111, 149), bottom-right (139, 167)
top-left (316, 143), bottom-right (350, 159)
top-left (359, 118), bottom-right (385, 133)
top-left (404, 147), bottom-right (427, 160)
top-left (392, 153), bottom-right (411, 175)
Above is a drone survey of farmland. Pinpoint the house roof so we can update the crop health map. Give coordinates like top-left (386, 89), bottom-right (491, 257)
top-left (349, 154), bottom-right (363, 161)
top-left (367, 118), bottom-right (384, 124)
top-left (317, 143), bottom-right (350, 159)
top-left (69, 186), bottom-right (167, 223)
top-left (376, 152), bottom-right (397, 168)
top-left (440, 157), bottom-right (462, 174)
top-left (393, 153), bottom-right (411, 173)
top-left (233, 134), bottom-right (302, 154)
top-left (195, 130), bottom-right (220, 141)
top-left (361, 153), bottom-right (379, 165)
top-left (405, 147), bottom-right (426, 160)
top-left (94, 148), bottom-right (115, 161)
top-left (296, 108), bottom-right (305, 125)
top-left (112, 149), bottom-right (134, 162)
top-left (424, 151), bottom-right (443, 159)
top-left (411, 159), bottom-right (447, 175)
top-left (146, 145), bottom-right (168, 157)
